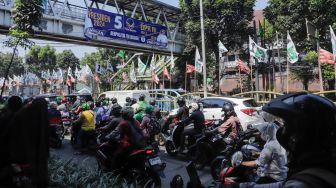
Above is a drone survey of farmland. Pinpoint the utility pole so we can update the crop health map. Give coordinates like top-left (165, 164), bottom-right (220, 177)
top-left (200, 0), bottom-right (207, 97)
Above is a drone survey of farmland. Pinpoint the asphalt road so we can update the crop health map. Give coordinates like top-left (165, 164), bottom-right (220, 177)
top-left (51, 136), bottom-right (214, 187)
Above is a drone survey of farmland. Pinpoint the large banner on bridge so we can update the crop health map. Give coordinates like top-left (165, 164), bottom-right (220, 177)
top-left (84, 8), bottom-right (168, 48)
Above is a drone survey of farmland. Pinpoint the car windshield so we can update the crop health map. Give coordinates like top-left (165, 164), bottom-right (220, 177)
top-left (243, 99), bottom-right (258, 107)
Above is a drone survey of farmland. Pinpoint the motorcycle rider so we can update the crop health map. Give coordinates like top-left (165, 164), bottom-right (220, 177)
top-left (149, 99), bottom-right (162, 120)
top-left (140, 105), bottom-right (155, 140)
top-left (164, 97), bottom-right (189, 133)
top-left (111, 106), bottom-right (146, 168)
top-left (206, 102), bottom-right (241, 142)
top-left (239, 122), bottom-right (288, 184)
top-left (178, 102), bottom-right (205, 152)
top-left (48, 102), bottom-right (62, 125)
top-left (73, 103), bottom-right (96, 154)
top-left (125, 97), bottom-right (132, 106)
top-left (99, 105), bottom-right (123, 143)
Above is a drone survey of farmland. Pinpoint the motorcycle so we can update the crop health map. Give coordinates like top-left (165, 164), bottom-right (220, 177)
top-left (96, 142), bottom-right (165, 187)
top-left (164, 122), bottom-right (202, 157)
top-left (219, 147), bottom-right (260, 184)
top-left (49, 123), bottom-right (64, 148)
top-left (210, 126), bottom-right (263, 180)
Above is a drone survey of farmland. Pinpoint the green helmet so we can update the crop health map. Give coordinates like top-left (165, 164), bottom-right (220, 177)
top-left (102, 100), bottom-right (109, 106)
top-left (145, 105), bottom-right (154, 114)
top-left (81, 103), bottom-right (90, 111)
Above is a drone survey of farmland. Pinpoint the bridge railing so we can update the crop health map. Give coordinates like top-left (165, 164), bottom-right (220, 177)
top-left (233, 91), bottom-right (283, 105)
top-left (313, 90), bottom-right (336, 103)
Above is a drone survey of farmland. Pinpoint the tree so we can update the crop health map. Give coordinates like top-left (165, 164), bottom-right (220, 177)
top-left (26, 45), bottom-right (57, 74)
top-left (179, 0), bottom-right (256, 93)
top-left (290, 51), bottom-right (317, 90)
top-left (0, 52), bottom-right (24, 77)
top-left (56, 50), bottom-right (80, 70)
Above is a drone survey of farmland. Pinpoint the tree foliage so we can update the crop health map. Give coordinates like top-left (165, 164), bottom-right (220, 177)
top-left (179, 0), bottom-right (256, 92)
top-left (56, 50), bottom-right (80, 70)
top-left (0, 53), bottom-right (24, 77)
top-left (26, 45), bottom-right (57, 73)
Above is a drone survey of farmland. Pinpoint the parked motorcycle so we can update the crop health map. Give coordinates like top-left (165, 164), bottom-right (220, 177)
top-left (96, 142), bottom-right (165, 187)
top-left (210, 126), bottom-right (263, 180)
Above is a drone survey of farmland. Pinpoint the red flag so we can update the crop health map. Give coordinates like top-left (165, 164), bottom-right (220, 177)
top-left (94, 73), bottom-right (101, 83)
top-left (319, 48), bottom-right (335, 64)
top-left (152, 73), bottom-right (159, 84)
top-left (163, 67), bottom-right (171, 80)
top-left (186, 64), bottom-right (195, 73)
top-left (238, 59), bottom-right (251, 74)
top-left (66, 76), bottom-right (71, 86)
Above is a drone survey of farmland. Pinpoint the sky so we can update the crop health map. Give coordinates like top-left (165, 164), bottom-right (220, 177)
top-left (0, 0), bottom-right (268, 59)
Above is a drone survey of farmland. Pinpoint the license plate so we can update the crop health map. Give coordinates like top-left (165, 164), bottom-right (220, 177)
top-left (149, 157), bottom-right (161, 166)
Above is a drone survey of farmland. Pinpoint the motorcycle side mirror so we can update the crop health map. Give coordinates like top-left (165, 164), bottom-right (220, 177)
top-left (247, 124), bottom-right (253, 129)
top-left (231, 151), bottom-right (243, 167)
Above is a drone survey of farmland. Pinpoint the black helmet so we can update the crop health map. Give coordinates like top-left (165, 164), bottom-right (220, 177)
top-left (126, 97), bottom-right (131, 103)
top-left (121, 106), bottom-right (134, 120)
top-left (111, 104), bottom-right (122, 117)
top-left (139, 94), bottom-right (146, 101)
top-left (177, 97), bottom-right (186, 107)
top-left (95, 101), bottom-right (101, 107)
top-left (111, 97), bottom-right (117, 104)
top-left (263, 92), bottom-right (336, 157)
top-left (222, 102), bottom-right (235, 116)
top-left (149, 99), bottom-right (156, 106)
top-left (131, 98), bottom-right (137, 105)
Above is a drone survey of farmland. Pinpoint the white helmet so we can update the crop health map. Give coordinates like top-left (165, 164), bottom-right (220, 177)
top-left (190, 102), bottom-right (199, 112)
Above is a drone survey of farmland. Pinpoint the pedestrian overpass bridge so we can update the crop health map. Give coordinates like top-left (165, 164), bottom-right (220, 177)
top-left (0, 0), bottom-right (185, 55)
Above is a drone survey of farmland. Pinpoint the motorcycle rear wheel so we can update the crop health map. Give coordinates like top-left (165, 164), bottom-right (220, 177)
top-left (210, 158), bottom-right (228, 180)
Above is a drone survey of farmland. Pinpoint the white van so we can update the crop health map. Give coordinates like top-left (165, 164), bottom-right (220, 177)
top-left (97, 90), bottom-right (150, 106)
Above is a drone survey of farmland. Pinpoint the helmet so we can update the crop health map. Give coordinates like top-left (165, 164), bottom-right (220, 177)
top-left (56, 96), bottom-right (62, 105)
top-left (50, 102), bottom-right (58, 109)
top-left (95, 101), bottom-right (101, 107)
top-left (121, 106), bottom-right (134, 120)
top-left (177, 97), bottom-right (186, 107)
top-left (81, 103), bottom-right (90, 111)
top-left (222, 102), bottom-right (235, 116)
top-left (139, 94), bottom-right (146, 101)
top-left (87, 101), bottom-right (94, 109)
top-left (190, 103), bottom-right (199, 112)
top-left (111, 104), bottom-right (122, 117)
top-left (170, 175), bottom-right (184, 188)
top-left (102, 100), bottom-right (109, 106)
top-left (145, 105), bottom-right (154, 114)
top-left (131, 98), bottom-right (137, 105)
top-left (262, 92), bottom-right (336, 155)
top-left (111, 97), bottom-right (117, 104)
top-left (126, 97), bottom-right (131, 103)
top-left (61, 97), bottom-right (67, 104)
top-left (149, 99), bottom-right (156, 106)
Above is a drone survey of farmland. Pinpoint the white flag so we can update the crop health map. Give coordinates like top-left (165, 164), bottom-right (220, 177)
top-left (67, 67), bottom-right (72, 77)
top-left (170, 52), bottom-right (175, 70)
top-left (330, 25), bottom-right (336, 62)
top-left (85, 64), bottom-right (93, 76)
top-left (96, 63), bottom-right (103, 74)
top-left (218, 40), bottom-right (228, 58)
top-left (195, 47), bottom-right (203, 73)
top-left (287, 32), bottom-right (299, 64)
top-left (249, 36), bottom-right (268, 63)
top-left (150, 53), bottom-right (156, 72)
top-left (130, 62), bottom-right (137, 83)
top-left (138, 57), bottom-right (147, 75)
top-left (75, 67), bottom-right (80, 79)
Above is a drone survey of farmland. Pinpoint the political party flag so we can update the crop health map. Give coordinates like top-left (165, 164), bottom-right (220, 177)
top-left (117, 50), bottom-right (126, 60)
top-left (96, 63), bottom-right (103, 74)
top-left (107, 62), bottom-right (114, 72)
top-left (287, 32), bottom-right (299, 63)
top-left (330, 25), bottom-right (336, 61)
top-left (152, 73), bottom-right (159, 84)
top-left (57, 68), bottom-right (63, 84)
top-left (138, 57), bottom-right (146, 75)
top-left (130, 62), bottom-right (137, 83)
top-left (195, 47), bottom-right (203, 73)
top-left (237, 59), bottom-right (251, 74)
top-left (75, 67), bottom-right (80, 79)
top-left (186, 64), bottom-right (196, 74)
top-left (249, 36), bottom-right (268, 62)
top-left (150, 53), bottom-right (156, 72)
top-left (319, 48), bottom-right (335, 64)
top-left (163, 67), bottom-right (170, 80)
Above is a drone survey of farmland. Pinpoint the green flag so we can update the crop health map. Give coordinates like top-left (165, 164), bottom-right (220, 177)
top-left (249, 36), bottom-right (268, 63)
top-left (258, 21), bottom-right (265, 38)
top-left (117, 50), bottom-right (125, 60)
top-left (130, 62), bottom-right (137, 83)
top-left (287, 32), bottom-right (299, 63)
top-left (138, 57), bottom-right (146, 75)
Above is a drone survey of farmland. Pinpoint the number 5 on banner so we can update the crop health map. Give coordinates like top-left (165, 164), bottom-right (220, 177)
top-left (114, 15), bottom-right (122, 29)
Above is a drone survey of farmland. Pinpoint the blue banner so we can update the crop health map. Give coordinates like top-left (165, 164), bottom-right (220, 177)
top-left (84, 8), bottom-right (168, 48)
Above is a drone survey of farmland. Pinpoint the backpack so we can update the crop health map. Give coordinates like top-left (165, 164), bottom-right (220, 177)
top-left (147, 116), bottom-right (161, 135)
top-left (288, 168), bottom-right (336, 188)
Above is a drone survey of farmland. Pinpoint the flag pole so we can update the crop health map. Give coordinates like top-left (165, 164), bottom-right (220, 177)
top-left (250, 60), bottom-right (253, 91)
top-left (317, 43), bottom-right (323, 92)
top-left (238, 65), bottom-right (243, 93)
top-left (218, 55), bottom-right (221, 94)
top-left (200, 0), bottom-right (207, 97)
top-left (286, 60), bottom-right (289, 93)
top-left (185, 62), bottom-right (187, 92)
top-left (276, 31), bottom-right (283, 93)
